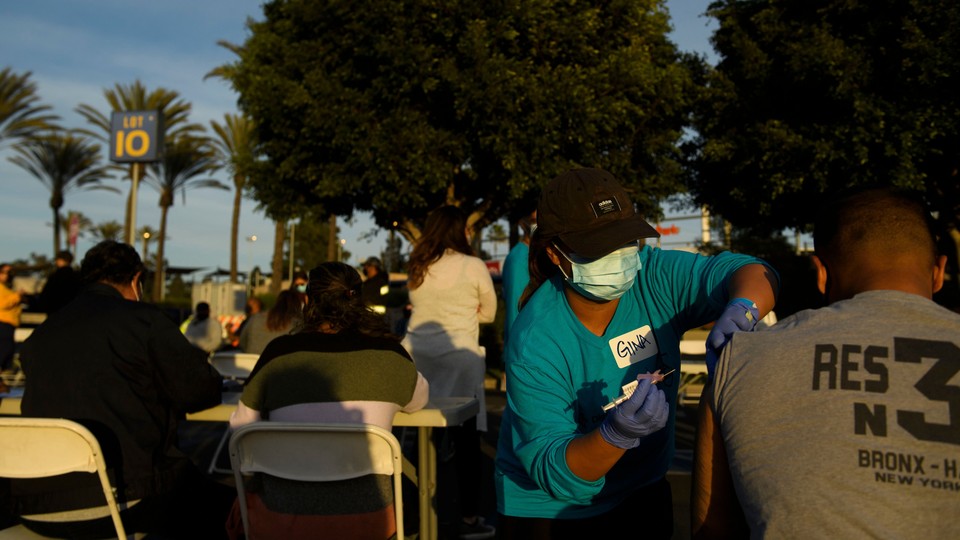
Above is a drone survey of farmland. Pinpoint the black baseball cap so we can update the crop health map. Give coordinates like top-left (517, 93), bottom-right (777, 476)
top-left (537, 168), bottom-right (659, 259)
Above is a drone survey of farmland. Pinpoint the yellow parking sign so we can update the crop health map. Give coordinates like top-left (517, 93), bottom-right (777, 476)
top-left (109, 110), bottom-right (163, 162)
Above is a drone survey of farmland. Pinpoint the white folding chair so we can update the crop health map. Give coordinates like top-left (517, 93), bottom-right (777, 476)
top-left (0, 418), bottom-right (139, 539)
top-left (229, 422), bottom-right (405, 540)
top-left (206, 352), bottom-right (260, 474)
top-left (208, 351), bottom-right (260, 381)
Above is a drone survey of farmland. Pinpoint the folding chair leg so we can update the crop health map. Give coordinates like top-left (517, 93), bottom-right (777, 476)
top-left (207, 428), bottom-right (232, 475)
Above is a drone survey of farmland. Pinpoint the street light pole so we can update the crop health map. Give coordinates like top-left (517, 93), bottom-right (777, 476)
top-left (245, 235), bottom-right (257, 296)
top-left (288, 222), bottom-right (295, 283)
top-left (141, 231), bottom-right (151, 262)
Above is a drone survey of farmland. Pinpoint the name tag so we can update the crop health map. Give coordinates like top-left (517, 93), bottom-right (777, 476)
top-left (609, 325), bottom-right (659, 368)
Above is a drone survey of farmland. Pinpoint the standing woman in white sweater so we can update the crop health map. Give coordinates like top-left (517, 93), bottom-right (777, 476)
top-left (402, 205), bottom-right (498, 539)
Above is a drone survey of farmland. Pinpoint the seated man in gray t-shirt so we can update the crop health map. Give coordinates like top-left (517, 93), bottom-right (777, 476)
top-left (693, 187), bottom-right (960, 539)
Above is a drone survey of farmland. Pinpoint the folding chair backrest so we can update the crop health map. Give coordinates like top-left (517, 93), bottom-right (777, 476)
top-left (209, 352), bottom-right (259, 380)
top-left (0, 418), bottom-right (128, 539)
top-left (229, 422), bottom-right (404, 539)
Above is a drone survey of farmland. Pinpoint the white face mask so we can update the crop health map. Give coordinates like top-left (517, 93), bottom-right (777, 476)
top-left (556, 242), bottom-right (640, 301)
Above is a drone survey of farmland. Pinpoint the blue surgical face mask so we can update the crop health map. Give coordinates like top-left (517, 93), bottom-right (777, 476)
top-left (555, 242), bottom-right (640, 301)
top-left (296, 284), bottom-right (307, 293)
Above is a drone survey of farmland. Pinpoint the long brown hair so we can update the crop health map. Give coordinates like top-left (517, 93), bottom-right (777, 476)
top-left (303, 262), bottom-right (394, 339)
top-left (266, 289), bottom-right (303, 332)
top-left (406, 205), bottom-right (473, 289)
top-left (517, 229), bottom-right (562, 310)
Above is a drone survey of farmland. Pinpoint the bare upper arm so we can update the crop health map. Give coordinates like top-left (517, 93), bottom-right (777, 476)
top-left (691, 385), bottom-right (749, 539)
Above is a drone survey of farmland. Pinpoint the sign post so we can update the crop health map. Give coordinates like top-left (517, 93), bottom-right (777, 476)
top-left (109, 110), bottom-right (163, 245)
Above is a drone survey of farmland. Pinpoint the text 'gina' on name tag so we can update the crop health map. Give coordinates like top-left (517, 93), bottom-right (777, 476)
top-left (609, 325), bottom-right (658, 369)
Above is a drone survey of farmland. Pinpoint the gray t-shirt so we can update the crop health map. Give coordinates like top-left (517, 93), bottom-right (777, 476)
top-left (712, 290), bottom-right (960, 539)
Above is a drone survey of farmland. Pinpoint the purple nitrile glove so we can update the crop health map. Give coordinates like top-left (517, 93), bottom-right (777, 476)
top-left (705, 297), bottom-right (760, 378)
top-left (599, 377), bottom-right (668, 449)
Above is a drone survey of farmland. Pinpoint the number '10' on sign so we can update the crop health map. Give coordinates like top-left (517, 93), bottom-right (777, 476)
top-left (109, 110), bottom-right (163, 163)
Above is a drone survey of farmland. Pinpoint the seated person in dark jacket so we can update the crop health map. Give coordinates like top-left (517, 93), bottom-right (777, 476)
top-left (12, 240), bottom-right (233, 539)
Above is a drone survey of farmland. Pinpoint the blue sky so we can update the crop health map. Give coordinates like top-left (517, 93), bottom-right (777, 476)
top-left (0, 0), bottom-right (719, 273)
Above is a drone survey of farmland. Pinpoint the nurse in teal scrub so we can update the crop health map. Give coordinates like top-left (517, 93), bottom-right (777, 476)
top-left (494, 168), bottom-right (778, 539)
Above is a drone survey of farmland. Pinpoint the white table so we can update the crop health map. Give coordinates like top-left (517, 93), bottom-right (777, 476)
top-left (0, 389), bottom-right (478, 540)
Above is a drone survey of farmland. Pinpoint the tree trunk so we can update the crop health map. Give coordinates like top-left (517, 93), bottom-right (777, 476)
top-left (229, 179), bottom-right (242, 284)
top-left (153, 205), bottom-right (170, 302)
top-left (123, 174), bottom-right (133, 245)
top-left (51, 206), bottom-right (61, 256)
top-left (270, 220), bottom-right (285, 296)
top-left (327, 214), bottom-right (337, 262)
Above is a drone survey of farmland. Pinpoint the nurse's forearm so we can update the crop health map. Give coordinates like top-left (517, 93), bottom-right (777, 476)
top-left (565, 429), bottom-right (626, 481)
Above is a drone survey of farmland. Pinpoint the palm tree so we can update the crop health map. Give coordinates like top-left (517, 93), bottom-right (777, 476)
top-left (0, 67), bottom-right (58, 149)
top-left (8, 131), bottom-right (117, 255)
top-left (91, 220), bottom-right (124, 243)
top-left (75, 80), bottom-right (204, 240)
top-left (207, 44), bottom-right (292, 294)
top-left (204, 40), bottom-right (244, 88)
top-left (142, 135), bottom-right (227, 299)
top-left (210, 113), bottom-right (258, 284)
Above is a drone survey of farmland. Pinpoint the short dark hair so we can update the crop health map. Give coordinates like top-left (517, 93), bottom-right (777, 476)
top-left (814, 187), bottom-right (938, 266)
top-left (80, 241), bottom-right (144, 286)
top-left (55, 250), bottom-right (73, 264)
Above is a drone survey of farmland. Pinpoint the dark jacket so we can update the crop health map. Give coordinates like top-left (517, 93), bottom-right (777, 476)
top-left (33, 266), bottom-right (82, 314)
top-left (13, 283), bottom-right (223, 513)
top-left (361, 271), bottom-right (390, 307)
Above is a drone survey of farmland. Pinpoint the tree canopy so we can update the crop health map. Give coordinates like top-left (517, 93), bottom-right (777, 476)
top-left (230, 0), bottom-right (699, 240)
top-left (687, 0), bottom-right (960, 237)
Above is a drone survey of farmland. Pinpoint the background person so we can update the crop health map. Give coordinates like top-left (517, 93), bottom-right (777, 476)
top-left (228, 261), bottom-right (429, 539)
top-left (692, 187), bottom-right (959, 539)
top-left (229, 297), bottom-right (263, 347)
top-left (33, 250), bottom-right (82, 314)
top-left (239, 289), bottom-right (303, 355)
top-left (501, 208), bottom-right (536, 350)
top-left (495, 168), bottom-right (777, 539)
top-left (15, 240), bottom-right (231, 539)
top-left (32, 250), bottom-right (82, 314)
top-left (290, 270), bottom-right (308, 293)
top-left (401, 205), bottom-right (498, 539)
top-left (183, 301), bottom-right (225, 354)
top-left (361, 256), bottom-right (390, 313)
top-left (0, 263), bottom-right (21, 377)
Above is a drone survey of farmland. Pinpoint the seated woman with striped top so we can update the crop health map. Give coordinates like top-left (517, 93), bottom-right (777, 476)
top-left (228, 262), bottom-right (429, 540)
